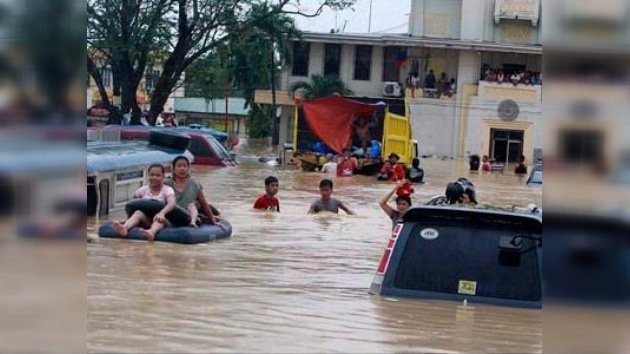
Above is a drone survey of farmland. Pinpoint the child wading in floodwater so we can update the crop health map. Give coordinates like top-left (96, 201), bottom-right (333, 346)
top-left (308, 179), bottom-right (355, 215)
top-left (253, 176), bottom-right (280, 212)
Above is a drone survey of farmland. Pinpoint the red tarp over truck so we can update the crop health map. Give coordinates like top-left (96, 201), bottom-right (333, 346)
top-left (301, 95), bottom-right (378, 153)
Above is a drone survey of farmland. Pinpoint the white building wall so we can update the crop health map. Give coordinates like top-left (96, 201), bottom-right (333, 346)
top-left (454, 50), bottom-right (482, 156)
top-left (461, 0), bottom-right (486, 41)
top-left (410, 100), bottom-right (457, 157)
top-left (283, 42), bottom-right (325, 91)
top-left (347, 45), bottom-right (384, 97)
top-left (464, 98), bottom-right (542, 159)
top-left (283, 43), bottom-right (386, 98)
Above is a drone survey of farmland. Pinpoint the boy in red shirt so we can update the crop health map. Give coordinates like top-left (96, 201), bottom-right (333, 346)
top-left (253, 176), bottom-right (280, 212)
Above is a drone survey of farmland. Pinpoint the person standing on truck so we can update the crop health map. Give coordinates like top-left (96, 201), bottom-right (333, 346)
top-left (337, 149), bottom-right (358, 177)
top-left (321, 154), bottom-right (338, 174)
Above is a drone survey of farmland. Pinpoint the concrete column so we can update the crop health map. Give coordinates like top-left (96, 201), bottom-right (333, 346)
top-left (453, 50), bottom-right (481, 158)
top-left (460, 0), bottom-right (485, 41)
top-left (409, 0), bottom-right (425, 36)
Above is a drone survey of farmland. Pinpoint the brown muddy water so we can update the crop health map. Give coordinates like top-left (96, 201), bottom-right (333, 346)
top-left (87, 139), bottom-right (542, 353)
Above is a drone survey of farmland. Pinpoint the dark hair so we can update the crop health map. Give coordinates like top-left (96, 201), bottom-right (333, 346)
top-left (265, 176), bottom-right (279, 186)
top-left (388, 153), bottom-right (400, 161)
top-left (319, 178), bottom-right (333, 189)
top-left (172, 155), bottom-right (190, 168)
top-left (396, 195), bottom-right (412, 206)
top-left (445, 182), bottom-right (464, 204)
top-left (446, 178), bottom-right (478, 205)
top-left (148, 163), bottom-right (165, 175)
top-left (412, 157), bottom-right (420, 168)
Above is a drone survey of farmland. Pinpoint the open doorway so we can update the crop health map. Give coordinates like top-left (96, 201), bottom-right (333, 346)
top-left (490, 129), bottom-right (524, 164)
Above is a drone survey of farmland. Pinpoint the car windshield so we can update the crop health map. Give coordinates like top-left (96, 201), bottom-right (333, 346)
top-left (205, 136), bottom-right (232, 160)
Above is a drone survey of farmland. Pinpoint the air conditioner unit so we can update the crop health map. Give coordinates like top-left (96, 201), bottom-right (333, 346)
top-left (383, 82), bottom-right (402, 97)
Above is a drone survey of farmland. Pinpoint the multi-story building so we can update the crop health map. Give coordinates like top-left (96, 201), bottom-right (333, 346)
top-left (258, 0), bottom-right (543, 164)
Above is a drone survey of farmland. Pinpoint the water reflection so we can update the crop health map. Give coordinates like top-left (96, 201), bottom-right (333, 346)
top-left (88, 138), bottom-right (542, 353)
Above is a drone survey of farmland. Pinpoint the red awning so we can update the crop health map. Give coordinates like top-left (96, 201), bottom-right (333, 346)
top-left (301, 96), bottom-right (377, 153)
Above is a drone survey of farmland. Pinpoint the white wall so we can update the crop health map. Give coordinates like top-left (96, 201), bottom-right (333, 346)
top-left (461, 0), bottom-right (486, 41)
top-left (410, 99), bottom-right (457, 157)
top-left (464, 98), bottom-right (542, 157)
top-left (409, 0), bottom-right (464, 38)
top-left (282, 43), bottom-right (387, 98)
top-left (411, 0), bottom-right (542, 45)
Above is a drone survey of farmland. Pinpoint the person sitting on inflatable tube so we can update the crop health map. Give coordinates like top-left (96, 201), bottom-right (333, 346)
top-left (166, 155), bottom-right (220, 227)
top-left (111, 163), bottom-right (177, 241)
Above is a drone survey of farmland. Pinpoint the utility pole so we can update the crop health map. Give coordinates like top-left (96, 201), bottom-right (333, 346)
top-left (368, 0), bottom-right (373, 33)
top-left (224, 75), bottom-right (229, 133)
top-left (270, 39), bottom-right (279, 146)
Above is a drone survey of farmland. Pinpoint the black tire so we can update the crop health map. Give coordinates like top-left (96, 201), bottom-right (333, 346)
top-left (149, 130), bottom-right (190, 150)
top-left (125, 199), bottom-right (192, 226)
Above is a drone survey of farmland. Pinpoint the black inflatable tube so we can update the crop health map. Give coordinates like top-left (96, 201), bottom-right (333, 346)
top-left (98, 220), bottom-right (232, 244)
top-left (125, 199), bottom-right (191, 227)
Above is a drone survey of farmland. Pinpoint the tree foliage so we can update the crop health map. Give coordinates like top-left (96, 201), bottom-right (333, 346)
top-left (289, 74), bottom-right (353, 99)
top-left (87, 0), bottom-right (356, 125)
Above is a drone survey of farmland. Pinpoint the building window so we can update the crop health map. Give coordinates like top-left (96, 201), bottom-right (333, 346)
top-left (145, 70), bottom-right (160, 92)
top-left (383, 46), bottom-right (403, 82)
top-left (291, 42), bottom-right (310, 77)
top-left (560, 129), bottom-right (604, 164)
top-left (101, 66), bottom-right (112, 87)
top-left (353, 45), bottom-right (372, 81)
top-left (324, 44), bottom-right (341, 77)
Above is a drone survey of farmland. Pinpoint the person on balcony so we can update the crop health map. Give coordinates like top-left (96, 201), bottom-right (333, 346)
top-left (424, 69), bottom-right (436, 89)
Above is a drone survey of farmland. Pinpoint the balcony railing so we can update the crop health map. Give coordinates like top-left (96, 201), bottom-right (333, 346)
top-left (495, 0), bottom-right (541, 26)
top-left (477, 81), bottom-right (541, 103)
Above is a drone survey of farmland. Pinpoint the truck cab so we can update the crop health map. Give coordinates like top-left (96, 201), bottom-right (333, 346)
top-left (370, 205), bottom-right (543, 308)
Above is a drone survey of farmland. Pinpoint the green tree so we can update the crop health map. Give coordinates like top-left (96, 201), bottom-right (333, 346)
top-left (88, 0), bottom-right (355, 126)
top-left (226, 3), bottom-right (301, 138)
top-left (289, 74), bottom-right (353, 99)
top-left (88, 0), bottom-right (172, 124)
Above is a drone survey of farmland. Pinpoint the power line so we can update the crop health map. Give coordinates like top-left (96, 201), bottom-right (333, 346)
top-left (372, 22), bottom-right (408, 34)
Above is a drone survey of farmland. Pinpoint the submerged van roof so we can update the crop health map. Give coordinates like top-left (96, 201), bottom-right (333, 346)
top-left (87, 140), bottom-right (191, 175)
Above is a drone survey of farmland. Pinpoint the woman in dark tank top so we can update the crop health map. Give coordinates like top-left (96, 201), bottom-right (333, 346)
top-left (166, 156), bottom-right (219, 226)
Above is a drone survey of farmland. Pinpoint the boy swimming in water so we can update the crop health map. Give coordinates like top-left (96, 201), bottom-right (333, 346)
top-left (308, 179), bottom-right (355, 215)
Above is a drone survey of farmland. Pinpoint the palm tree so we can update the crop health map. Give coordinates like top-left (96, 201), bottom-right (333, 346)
top-left (289, 74), bottom-right (353, 99)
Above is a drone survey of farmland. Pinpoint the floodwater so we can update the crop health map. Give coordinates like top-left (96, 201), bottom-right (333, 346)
top-left (87, 139), bottom-right (542, 353)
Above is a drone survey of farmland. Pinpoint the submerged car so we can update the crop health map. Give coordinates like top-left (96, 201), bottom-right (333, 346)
top-left (100, 125), bottom-right (237, 166)
top-left (87, 130), bottom-right (194, 217)
top-left (370, 205), bottom-right (542, 308)
top-left (527, 163), bottom-right (542, 187)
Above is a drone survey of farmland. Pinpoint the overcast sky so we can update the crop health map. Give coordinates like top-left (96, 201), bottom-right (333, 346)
top-left (290, 0), bottom-right (411, 34)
